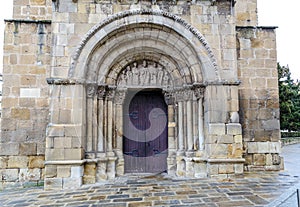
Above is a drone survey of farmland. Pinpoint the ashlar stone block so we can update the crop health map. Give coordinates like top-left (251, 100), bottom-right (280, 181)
top-left (29, 156), bottom-right (45, 168)
top-left (219, 164), bottom-right (234, 174)
top-left (0, 143), bottom-right (19, 156)
top-left (44, 178), bottom-right (63, 190)
top-left (19, 168), bottom-right (41, 181)
top-left (8, 156), bottom-right (29, 168)
top-left (44, 165), bottom-right (57, 178)
top-left (2, 169), bottom-right (19, 182)
top-left (63, 177), bottom-right (82, 189)
top-left (208, 123), bottom-right (226, 135)
top-left (253, 154), bottom-right (266, 166)
top-left (247, 142), bottom-right (281, 154)
top-left (57, 166), bottom-right (71, 178)
top-left (226, 123), bottom-right (242, 135)
top-left (0, 157), bottom-right (8, 168)
top-left (71, 166), bottom-right (83, 178)
top-left (19, 143), bottom-right (37, 155)
top-left (234, 164), bottom-right (244, 174)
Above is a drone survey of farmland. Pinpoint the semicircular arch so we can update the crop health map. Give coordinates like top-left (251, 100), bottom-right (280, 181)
top-left (70, 9), bottom-right (220, 84)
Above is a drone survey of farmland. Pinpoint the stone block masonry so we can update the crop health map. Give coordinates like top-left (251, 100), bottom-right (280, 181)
top-left (1, 19), bottom-right (51, 188)
top-left (0, 0), bottom-right (282, 190)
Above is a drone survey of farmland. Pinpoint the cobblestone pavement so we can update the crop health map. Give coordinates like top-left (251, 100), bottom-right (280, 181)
top-left (0, 171), bottom-right (299, 207)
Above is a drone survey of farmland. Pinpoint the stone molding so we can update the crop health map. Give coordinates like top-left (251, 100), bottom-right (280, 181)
top-left (70, 9), bottom-right (218, 77)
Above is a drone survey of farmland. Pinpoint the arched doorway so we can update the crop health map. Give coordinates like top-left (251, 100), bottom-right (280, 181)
top-left (45, 10), bottom-right (244, 190)
top-left (123, 89), bottom-right (168, 173)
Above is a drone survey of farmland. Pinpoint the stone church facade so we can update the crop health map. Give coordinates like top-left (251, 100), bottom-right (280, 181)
top-left (0, 0), bottom-right (281, 190)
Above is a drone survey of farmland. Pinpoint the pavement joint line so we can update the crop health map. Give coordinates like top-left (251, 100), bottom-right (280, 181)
top-left (266, 181), bottom-right (300, 207)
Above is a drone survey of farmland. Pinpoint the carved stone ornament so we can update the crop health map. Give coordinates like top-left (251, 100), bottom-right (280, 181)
top-left (106, 86), bottom-right (116, 101)
top-left (86, 84), bottom-right (96, 98)
top-left (193, 85), bottom-right (205, 100)
top-left (163, 90), bottom-right (175, 105)
top-left (97, 85), bottom-right (107, 100)
top-left (175, 87), bottom-right (193, 102)
top-left (114, 89), bottom-right (127, 105)
top-left (117, 60), bottom-right (171, 87)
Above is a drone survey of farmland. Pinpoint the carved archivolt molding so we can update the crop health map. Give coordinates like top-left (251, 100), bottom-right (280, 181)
top-left (70, 9), bottom-right (218, 77)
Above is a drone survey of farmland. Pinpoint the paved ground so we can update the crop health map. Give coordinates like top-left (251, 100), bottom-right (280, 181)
top-left (282, 143), bottom-right (300, 177)
top-left (0, 143), bottom-right (299, 207)
top-left (268, 143), bottom-right (300, 207)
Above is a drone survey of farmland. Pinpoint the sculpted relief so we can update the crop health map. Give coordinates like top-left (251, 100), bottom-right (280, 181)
top-left (117, 60), bottom-right (171, 87)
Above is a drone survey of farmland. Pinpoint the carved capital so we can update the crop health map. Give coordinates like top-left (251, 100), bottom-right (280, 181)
top-left (193, 84), bottom-right (205, 100)
top-left (163, 90), bottom-right (175, 105)
top-left (175, 88), bottom-right (193, 102)
top-left (97, 85), bottom-right (106, 100)
top-left (86, 84), bottom-right (97, 98)
top-left (106, 86), bottom-right (116, 101)
top-left (114, 89), bottom-right (127, 105)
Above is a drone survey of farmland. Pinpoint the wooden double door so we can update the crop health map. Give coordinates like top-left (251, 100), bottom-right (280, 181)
top-left (123, 90), bottom-right (168, 173)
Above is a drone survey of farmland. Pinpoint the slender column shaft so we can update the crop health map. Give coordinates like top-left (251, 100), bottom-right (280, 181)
top-left (87, 98), bottom-right (93, 152)
top-left (107, 100), bottom-right (113, 152)
top-left (115, 104), bottom-right (123, 149)
top-left (93, 96), bottom-right (98, 151)
top-left (198, 97), bottom-right (204, 150)
top-left (178, 101), bottom-right (184, 151)
top-left (186, 100), bottom-right (193, 151)
top-left (168, 105), bottom-right (175, 149)
top-left (97, 99), bottom-right (104, 152)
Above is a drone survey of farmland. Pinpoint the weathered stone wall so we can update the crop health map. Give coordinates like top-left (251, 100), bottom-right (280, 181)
top-left (235, 0), bottom-right (258, 27)
top-left (0, 20), bottom-right (51, 188)
top-left (237, 27), bottom-right (281, 171)
top-left (1, 0), bottom-right (282, 190)
top-left (13, 0), bottom-right (52, 20)
top-left (50, 0), bottom-right (238, 81)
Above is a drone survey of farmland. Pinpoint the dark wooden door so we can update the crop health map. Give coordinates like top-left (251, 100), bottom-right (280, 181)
top-left (123, 91), bottom-right (168, 173)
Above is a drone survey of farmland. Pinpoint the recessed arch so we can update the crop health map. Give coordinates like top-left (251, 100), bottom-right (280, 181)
top-left (70, 9), bottom-right (220, 84)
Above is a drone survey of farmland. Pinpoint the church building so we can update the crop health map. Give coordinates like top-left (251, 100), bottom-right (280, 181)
top-left (0, 0), bottom-right (282, 190)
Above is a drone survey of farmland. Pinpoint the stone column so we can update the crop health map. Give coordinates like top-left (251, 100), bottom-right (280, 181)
top-left (97, 86), bottom-right (106, 153)
top-left (105, 86), bottom-right (116, 179)
top-left (175, 89), bottom-right (186, 176)
top-left (86, 84), bottom-right (96, 158)
top-left (186, 96), bottom-right (193, 151)
top-left (184, 88), bottom-right (195, 177)
top-left (114, 89), bottom-right (127, 176)
top-left (193, 85), bottom-right (205, 151)
top-left (164, 90), bottom-right (176, 175)
top-left (106, 86), bottom-right (116, 156)
top-left (177, 101), bottom-right (184, 151)
top-left (96, 86), bottom-right (107, 181)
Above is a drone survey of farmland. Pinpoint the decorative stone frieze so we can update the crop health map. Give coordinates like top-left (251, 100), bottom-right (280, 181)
top-left (117, 60), bottom-right (171, 88)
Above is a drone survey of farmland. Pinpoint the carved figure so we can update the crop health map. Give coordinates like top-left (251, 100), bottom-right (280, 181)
top-left (126, 66), bottom-right (132, 85)
top-left (118, 69), bottom-right (127, 86)
top-left (163, 71), bottom-right (169, 85)
top-left (116, 60), bottom-right (171, 87)
top-left (131, 62), bottom-right (139, 85)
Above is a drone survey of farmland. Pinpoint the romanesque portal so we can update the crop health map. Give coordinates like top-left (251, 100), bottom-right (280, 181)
top-left (1, 1), bottom-right (282, 190)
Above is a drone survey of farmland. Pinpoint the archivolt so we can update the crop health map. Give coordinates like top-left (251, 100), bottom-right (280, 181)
top-left (70, 9), bottom-right (220, 83)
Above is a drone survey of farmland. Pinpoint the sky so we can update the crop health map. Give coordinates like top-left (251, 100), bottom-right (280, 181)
top-left (0, 0), bottom-right (299, 80)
